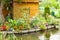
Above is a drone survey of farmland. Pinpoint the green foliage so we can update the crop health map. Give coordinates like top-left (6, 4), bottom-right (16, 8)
top-left (2, 0), bottom-right (10, 5)
top-left (35, 13), bottom-right (47, 24)
top-left (55, 10), bottom-right (60, 17)
top-left (44, 6), bottom-right (50, 20)
top-left (31, 17), bottom-right (39, 27)
top-left (22, 19), bottom-right (28, 29)
top-left (0, 33), bottom-right (2, 40)
top-left (6, 15), bottom-right (11, 21)
top-left (0, 17), bottom-right (4, 24)
top-left (52, 2), bottom-right (58, 9)
top-left (39, 16), bottom-right (46, 24)
top-left (44, 6), bottom-right (50, 14)
top-left (40, 0), bottom-right (60, 9)
top-left (16, 18), bottom-right (30, 29)
top-left (16, 18), bottom-right (23, 26)
top-left (8, 19), bottom-right (16, 27)
top-left (40, 24), bottom-right (46, 30)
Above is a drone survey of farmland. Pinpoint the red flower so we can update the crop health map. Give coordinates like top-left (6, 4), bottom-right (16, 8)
top-left (2, 25), bottom-right (6, 31)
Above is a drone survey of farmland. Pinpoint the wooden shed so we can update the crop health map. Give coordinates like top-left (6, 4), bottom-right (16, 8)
top-left (13, 0), bottom-right (39, 19)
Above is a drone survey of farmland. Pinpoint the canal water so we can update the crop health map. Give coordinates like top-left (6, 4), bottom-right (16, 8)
top-left (3, 28), bottom-right (60, 40)
top-left (0, 28), bottom-right (59, 40)
top-left (20, 28), bottom-right (60, 40)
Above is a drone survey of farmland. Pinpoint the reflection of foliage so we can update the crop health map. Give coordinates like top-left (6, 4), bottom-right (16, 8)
top-left (39, 30), bottom-right (45, 35)
top-left (45, 31), bottom-right (50, 38)
top-left (51, 28), bottom-right (59, 34)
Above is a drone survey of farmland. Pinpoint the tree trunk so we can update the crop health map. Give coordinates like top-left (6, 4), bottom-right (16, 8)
top-left (0, 1), bottom-right (5, 23)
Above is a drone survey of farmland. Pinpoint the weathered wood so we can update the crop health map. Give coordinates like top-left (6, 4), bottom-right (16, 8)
top-left (13, 2), bottom-right (38, 19)
top-left (13, 0), bottom-right (38, 2)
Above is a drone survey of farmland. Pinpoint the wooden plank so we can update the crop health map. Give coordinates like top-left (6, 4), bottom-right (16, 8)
top-left (13, 2), bottom-right (38, 19)
top-left (13, 0), bottom-right (38, 2)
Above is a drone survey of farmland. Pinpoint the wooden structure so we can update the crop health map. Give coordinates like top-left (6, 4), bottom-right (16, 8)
top-left (1, 0), bottom-right (39, 19)
top-left (13, 0), bottom-right (39, 19)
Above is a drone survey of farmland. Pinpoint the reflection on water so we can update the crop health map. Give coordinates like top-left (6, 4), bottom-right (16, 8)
top-left (50, 34), bottom-right (60, 40)
top-left (39, 28), bottom-right (60, 40)
top-left (22, 29), bottom-right (60, 40)
top-left (4, 28), bottom-right (60, 40)
top-left (13, 28), bottom-right (59, 40)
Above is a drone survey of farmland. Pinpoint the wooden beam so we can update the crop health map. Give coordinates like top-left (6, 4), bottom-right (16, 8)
top-left (13, 0), bottom-right (38, 2)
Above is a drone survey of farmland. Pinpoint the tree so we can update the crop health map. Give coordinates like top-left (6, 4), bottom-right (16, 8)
top-left (0, 0), bottom-right (5, 24)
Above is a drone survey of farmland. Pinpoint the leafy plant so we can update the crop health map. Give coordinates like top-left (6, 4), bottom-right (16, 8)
top-left (44, 6), bottom-right (50, 20)
top-left (31, 17), bottom-right (39, 27)
top-left (6, 15), bottom-right (11, 21)
top-left (40, 0), bottom-right (59, 9)
top-left (22, 19), bottom-right (29, 30)
top-left (16, 18), bottom-right (23, 27)
top-left (16, 18), bottom-right (27, 30)
top-left (8, 19), bottom-right (16, 28)
top-left (39, 24), bottom-right (46, 30)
